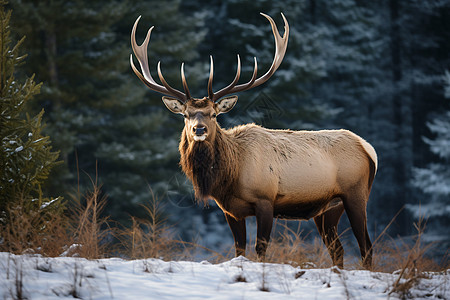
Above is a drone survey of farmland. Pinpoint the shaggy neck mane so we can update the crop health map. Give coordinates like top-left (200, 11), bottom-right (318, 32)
top-left (179, 125), bottom-right (238, 203)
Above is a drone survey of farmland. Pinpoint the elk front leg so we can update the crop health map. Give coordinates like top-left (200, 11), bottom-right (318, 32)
top-left (255, 200), bottom-right (274, 261)
top-left (225, 213), bottom-right (246, 257)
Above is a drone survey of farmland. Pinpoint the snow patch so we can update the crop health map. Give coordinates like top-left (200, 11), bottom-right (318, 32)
top-left (40, 198), bottom-right (60, 210)
top-left (0, 253), bottom-right (448, 299)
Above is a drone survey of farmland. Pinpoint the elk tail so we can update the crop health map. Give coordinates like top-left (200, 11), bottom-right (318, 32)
top-left (359, 138), bottom-right (378, 190)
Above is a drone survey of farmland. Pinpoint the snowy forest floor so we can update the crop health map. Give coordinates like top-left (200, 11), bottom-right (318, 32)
top-left (0, 253), bottom-right (448, 300)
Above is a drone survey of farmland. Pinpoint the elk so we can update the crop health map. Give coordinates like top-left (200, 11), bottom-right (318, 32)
top-left (130, 13), bottom-right (377, 269)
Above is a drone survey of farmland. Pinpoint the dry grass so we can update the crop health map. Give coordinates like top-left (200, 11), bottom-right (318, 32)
top-left (2, 189), bottom-right (448, 275)
top-left (261, 221), bottom-right (333, 268)
top-left (114, 188), bottom-right (178, 260)
top-left (1, 163), bottom-right (448, 300)
top-left (0, 198), bottom-right (70, 257)
top-left (68, 173), bottom-right (110, 259)
top-left (113, 188), bottom-right (230, 262)
top-left (1, 171), bottom-right (448, 300)
top-left (236, 216), bottom-right (448, 298)
top-left (372, 234), bottom-right (444, 274)
top-left (369, 214), bottom-right (448, 275)
top-left (380, 219), bottom-right (448, 298)
top-left (0, 171), bottom-right (221, 262)
top-left (234, 216), bottom-right (448, 276)
top-left (0, 162), bottom-right (111, 259)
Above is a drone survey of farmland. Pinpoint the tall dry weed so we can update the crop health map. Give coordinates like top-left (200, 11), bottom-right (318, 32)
top-left (114, 188), bottom-right (178, 260)
top-left (68, 172), bottom-right (110, 259)
top-left (381, 218), bottom-right (448, 297)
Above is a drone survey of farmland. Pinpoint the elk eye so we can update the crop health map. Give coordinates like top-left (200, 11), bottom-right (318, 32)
top-left (212, 113), bottom-right (217, 118)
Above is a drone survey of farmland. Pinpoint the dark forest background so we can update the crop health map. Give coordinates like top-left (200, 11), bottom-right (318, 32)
top-left (5, 0), bottom-right (450, 254)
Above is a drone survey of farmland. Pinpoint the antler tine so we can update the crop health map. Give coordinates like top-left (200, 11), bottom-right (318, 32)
top-left (181, 63), bottom-right (191, 100)
top-left (210, 55), bottom-right (242, 102)
top-left (157, 62), bottom-right (187, 101)
top-left (213, 57), bottom-right (257, 101)
top-left (130, 16), bottom-right (187, 102)
top-left (250, 12), bottom-right (289, 85)
top-left (210, 13), bottom-right (289, 102)
top-left (207, 55), bottom-right (214, 100)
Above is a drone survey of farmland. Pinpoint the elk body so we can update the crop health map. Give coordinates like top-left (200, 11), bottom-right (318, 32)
top-left (130, 13), bottom-right (378, 269)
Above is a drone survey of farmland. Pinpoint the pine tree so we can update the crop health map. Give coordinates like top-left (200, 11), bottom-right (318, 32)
top-left (7, 0), bottom-right (132, 196)
top-left (411, 71), bottom-right (450, 238)
top-left (384, 0), bottom-right (450, 235)
top-left (0, 1), bottom-right (61, 226)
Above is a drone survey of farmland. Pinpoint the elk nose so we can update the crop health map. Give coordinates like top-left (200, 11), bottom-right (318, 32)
top-left (193, 126), bottom-right (207, 136)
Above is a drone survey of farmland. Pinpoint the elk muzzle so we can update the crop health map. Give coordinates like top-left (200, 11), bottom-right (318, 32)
top-left (193, 125), bottom-right (207, 141)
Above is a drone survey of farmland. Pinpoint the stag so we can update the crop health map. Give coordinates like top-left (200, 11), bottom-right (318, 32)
top-left (130, 13), bottom-right (377, 269)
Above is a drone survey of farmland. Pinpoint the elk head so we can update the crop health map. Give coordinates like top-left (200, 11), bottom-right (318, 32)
top-left (130, 13), bottom-right (289, 143)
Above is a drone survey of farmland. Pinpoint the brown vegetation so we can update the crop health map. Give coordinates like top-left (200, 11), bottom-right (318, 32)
top-left (2, 180), bottom-right (447, 273)
top-left (0, 198), bottom-right (70, 257)
top-left (1, 175), bottom-right (447, 300)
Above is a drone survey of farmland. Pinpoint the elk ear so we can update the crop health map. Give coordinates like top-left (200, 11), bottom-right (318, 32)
top-left (162, 96), bottom-right (185, 114)
top-left (216, 95), bottom-right (238, 114)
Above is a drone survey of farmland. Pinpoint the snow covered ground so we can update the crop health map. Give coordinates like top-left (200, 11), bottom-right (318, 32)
top-left (0, 252), bottom-right (448, 299)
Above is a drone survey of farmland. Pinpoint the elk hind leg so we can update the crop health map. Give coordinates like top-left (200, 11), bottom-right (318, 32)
top-left (314, 201), bottom-right (345, 268)
top-left (343, 192), bottom-right (373, 270)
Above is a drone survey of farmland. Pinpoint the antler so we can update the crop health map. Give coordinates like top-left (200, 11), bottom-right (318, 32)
top-left (130, 16), bottom-right (190, 102)
top-left (208, 13), bottom-right (289, 102)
